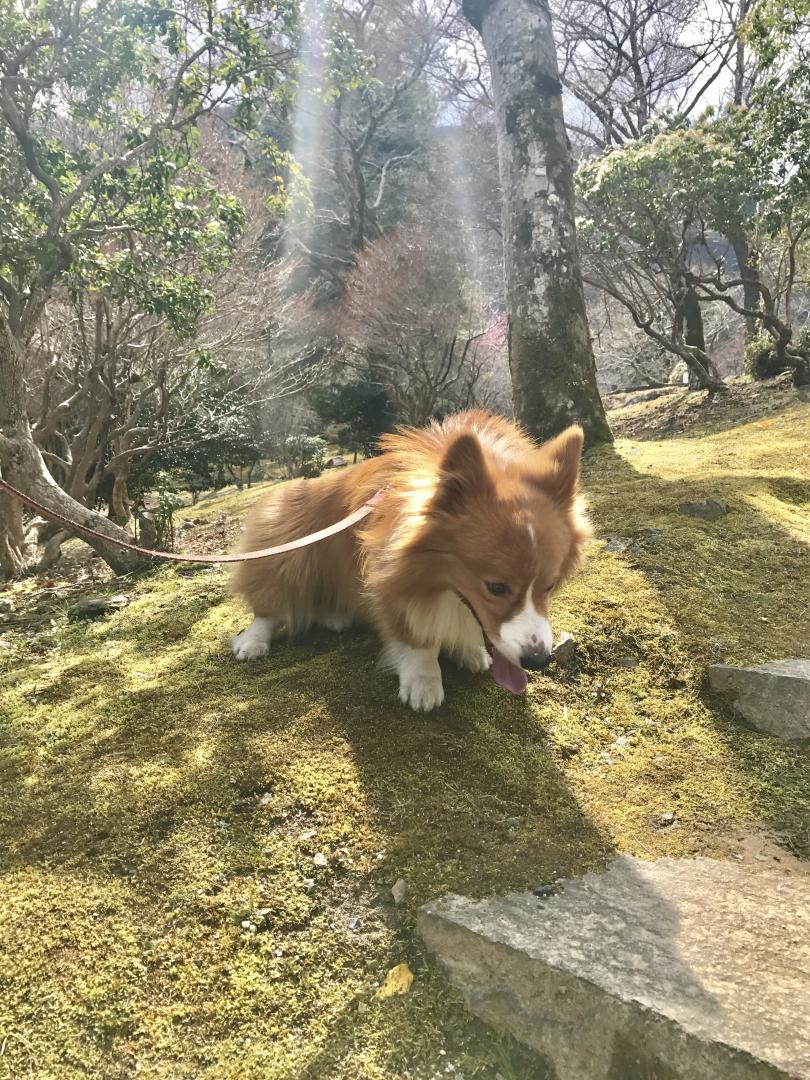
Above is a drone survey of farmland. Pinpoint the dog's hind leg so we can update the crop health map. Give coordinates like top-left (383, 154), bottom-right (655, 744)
top-left (232, 616), bottom-right (276, 661)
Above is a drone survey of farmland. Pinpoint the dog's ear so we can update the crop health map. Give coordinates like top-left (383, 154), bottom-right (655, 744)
top-left (431, 433), bottom-right (492, 515)
top-left (528, 425), bottom-right (584, 505)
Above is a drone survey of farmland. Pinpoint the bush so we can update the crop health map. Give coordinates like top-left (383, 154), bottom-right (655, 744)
top-left (745, 325), bottom-right (810, 384)
top-left (276, 435), bottom-right (328, 478)
top-left (309, 379), bottom-right (394, 459)
top-left (745, 334), bottom-right (788, 380)
top-left (152, 472), bottom-right (185, 550)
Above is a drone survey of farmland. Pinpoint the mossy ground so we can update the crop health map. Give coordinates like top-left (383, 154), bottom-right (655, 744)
top-left (1, 394), bottom-right (809, 1079)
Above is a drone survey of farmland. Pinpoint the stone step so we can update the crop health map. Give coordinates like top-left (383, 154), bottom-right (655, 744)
top-left (418, 855), bottom-right (810, 1080)
top-left (708, 659), bottom-right (810, 741)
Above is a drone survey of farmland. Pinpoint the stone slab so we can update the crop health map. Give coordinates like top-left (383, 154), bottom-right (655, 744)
top-left (708, 659), bottom-right (810, 740)
top-left (679, 499), bottom-right (729, 520)
top-left (68, 594), bottom-right (130, 619)
top-left (418, 855), bottom-right (810, 1080)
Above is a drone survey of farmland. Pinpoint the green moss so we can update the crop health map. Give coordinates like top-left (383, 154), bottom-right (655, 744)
top-left (1, 400), bottom-right (809, 1077)
top-left (174, 479), bottom-right (279, 520)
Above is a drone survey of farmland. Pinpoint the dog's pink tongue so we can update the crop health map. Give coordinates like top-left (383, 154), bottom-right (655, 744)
top-left (491, 649), bottom-right (529, 695)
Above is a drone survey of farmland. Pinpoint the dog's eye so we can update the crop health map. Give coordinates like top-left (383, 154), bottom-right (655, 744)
top-left (486, 581), bottom-right (509, 597)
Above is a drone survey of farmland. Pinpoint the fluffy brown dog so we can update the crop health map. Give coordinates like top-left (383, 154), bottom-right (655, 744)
top-left (231, 411), bottom-right (590, 710)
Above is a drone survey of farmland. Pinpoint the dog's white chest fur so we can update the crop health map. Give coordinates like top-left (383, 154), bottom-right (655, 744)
top-left (405, 590), bottom-right (484, 655)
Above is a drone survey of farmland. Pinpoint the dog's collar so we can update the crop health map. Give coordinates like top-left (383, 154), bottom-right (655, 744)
top-left (454, 590), bottom-right (493, 654)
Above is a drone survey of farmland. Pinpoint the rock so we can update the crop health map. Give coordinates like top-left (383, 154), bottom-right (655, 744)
top-left (679, 499), bottom-right (729, 520)
top-left (656, 811), bottom-right (676, 828)
top-left (391, 877), bottom-right (408, 905)
top-left (552, 633), bottom-right (577, 666)
top-left (616, 655), bottom-right (638, 670)
top-left (605, 535), bottom-right (632, 552)
top-left (313, 852), bottom-right (328, 868)
top-left (419, 855), bottom-right (810, 1080)
top-left (708, 659), bottom-right (810, 740)
top-left (68, 595), bottom-right (130, 619)
top-left (0, 598), bottom-right (13, 614)
top-left (558, 743), bottom-right (580, 759)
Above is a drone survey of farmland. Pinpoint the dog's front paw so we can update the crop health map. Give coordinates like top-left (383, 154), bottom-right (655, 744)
top-left (456, 645), bottom-right (491, 673)
top-left (231, 618), bottom-right (273, 661)
top-left (383, 643), bottom-right (444, 712)
top-left (399, 671), bottom-right (445, 711)
top-left (232, 631), bottom-right (269, 661)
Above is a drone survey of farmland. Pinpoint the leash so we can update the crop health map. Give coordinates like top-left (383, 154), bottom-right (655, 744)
top-left (0, 476), bottom-right (387, 564)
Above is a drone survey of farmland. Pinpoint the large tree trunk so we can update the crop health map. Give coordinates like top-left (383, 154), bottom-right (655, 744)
top-left (463, 0), bottom-right (612, 447)
top-left (0, 316), bottom-right (153, 577)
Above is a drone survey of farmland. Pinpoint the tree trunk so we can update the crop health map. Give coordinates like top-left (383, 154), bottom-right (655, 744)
top-left (683, 285), bottom-right (708, 390)
top-left (670, 271), bottom-right (724, 391)
top-left (0, 486), bottom-right (28, 579)
top-left (731, 235), bottom-right (761, 343)
top-left (733, 0), bottom-right (751, 106)
top-left (463, 0), bottom-right (612, 448)
top-left (110, 464), bottom-right (132, 526)
top-left (0, 316), bottom-right (154, 576)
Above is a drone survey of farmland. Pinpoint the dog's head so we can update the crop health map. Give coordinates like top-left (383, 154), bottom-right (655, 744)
top-left (418, 425), bottom-right (590, 693)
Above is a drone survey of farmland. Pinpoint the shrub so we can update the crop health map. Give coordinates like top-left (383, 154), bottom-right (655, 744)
top-left (744, 334), bottom-right (788, 380)
top-left (277, 435), bottom-right (328, 478)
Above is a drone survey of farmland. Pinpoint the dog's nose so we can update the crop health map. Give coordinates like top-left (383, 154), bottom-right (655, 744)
top-left (520, 647), bottom-right (551, 671)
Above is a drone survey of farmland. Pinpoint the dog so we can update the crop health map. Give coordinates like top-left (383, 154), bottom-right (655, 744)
top-left (231, 410), bottom-right (590, 710)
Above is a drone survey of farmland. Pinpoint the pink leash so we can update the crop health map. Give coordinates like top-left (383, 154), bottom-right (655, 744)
top-left (0, 477), bottom-right (386, 564)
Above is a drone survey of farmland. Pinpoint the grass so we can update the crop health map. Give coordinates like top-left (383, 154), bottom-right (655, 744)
top-left (1, 395), bottom-right (809, 1079)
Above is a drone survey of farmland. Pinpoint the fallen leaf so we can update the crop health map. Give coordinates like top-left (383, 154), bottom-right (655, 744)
top-left (376, 963), bottom-right (414, 999)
